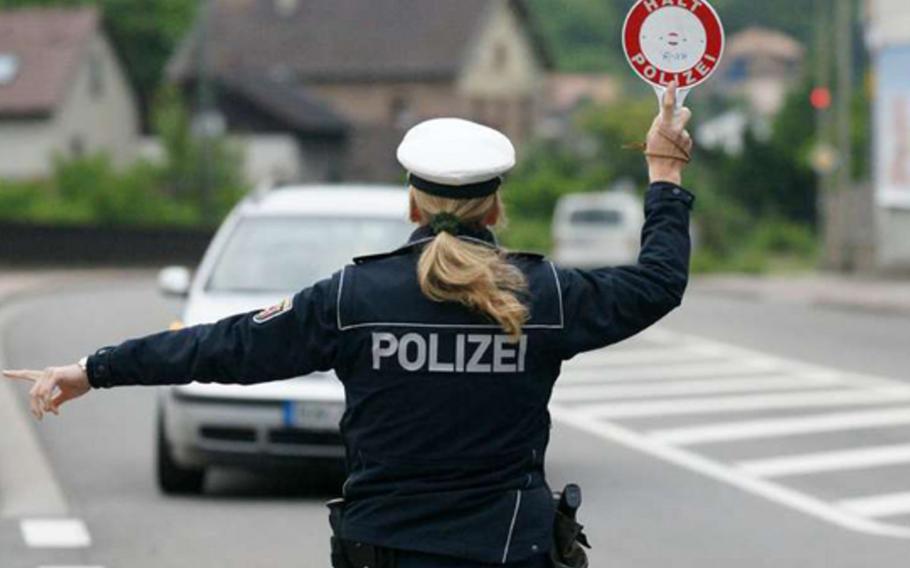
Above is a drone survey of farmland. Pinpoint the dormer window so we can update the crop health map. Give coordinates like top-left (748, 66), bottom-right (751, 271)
top-left (0, 53), bottom-right (19, 85)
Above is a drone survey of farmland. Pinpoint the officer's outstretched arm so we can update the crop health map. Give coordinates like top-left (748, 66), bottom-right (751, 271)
top-left (558, 83), bottom-right (694, 359)
top-left (4, 275), bottom-right (341, 418)
top-left (86, 275), bottom-right (340, 389)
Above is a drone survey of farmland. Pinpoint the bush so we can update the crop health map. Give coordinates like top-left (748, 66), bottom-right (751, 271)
top-left (498, 84), bottom-right (823, 271)
top-left (0, 152), bottom-right (242, 228)
top-left (0, 89), bottom-right (247, 229)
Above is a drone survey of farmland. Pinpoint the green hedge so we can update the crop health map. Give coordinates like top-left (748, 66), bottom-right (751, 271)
top-left (0, 88), bottom-right (247, 228)
top-left (0, 154), bottom-right (241, 228)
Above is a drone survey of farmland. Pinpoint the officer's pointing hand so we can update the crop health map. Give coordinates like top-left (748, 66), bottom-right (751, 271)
top-left (646, 81), bottom-right (693, 186)
top-left (3, 365), bottom-right (90, 420)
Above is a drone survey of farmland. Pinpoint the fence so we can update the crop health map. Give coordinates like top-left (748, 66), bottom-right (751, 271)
top-left (0, 222), bottom-right (215, 267)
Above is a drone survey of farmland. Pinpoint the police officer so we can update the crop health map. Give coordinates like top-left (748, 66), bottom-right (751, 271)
top-left (4, 83), bottom-right (694, 568)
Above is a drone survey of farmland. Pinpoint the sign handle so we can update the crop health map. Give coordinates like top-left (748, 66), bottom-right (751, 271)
top-left (652, 85), bottom-right (691, 112)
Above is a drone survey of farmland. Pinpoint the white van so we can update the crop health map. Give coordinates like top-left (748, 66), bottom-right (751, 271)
top-left (552, 191), bottom-right (644, 268)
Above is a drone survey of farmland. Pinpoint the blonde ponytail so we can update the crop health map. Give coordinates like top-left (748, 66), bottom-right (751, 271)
top-left (411, 188), bottom-right (529, 340)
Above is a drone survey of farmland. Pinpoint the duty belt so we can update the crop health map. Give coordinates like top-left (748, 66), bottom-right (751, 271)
top-left (328, 498), bottom-right (396, 568)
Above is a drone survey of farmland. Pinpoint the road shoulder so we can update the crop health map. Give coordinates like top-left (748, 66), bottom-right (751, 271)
top-left (0, 269), bottom-right (153, 518)
top-left (692, 273), bottom-right (910, 316)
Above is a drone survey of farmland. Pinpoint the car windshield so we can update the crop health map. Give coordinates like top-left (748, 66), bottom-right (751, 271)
top-left (207, 216), bottom-right (413, 293)
top-left (568, 208), bottom-right (624, 227)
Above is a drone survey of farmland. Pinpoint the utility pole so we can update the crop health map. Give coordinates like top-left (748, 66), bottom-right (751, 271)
top-left (835, 0), bottom-right (855, 270)
top-left (195, 0), bottom-right (215, 224)
top-left (815, 0), bottom-right (835, 268)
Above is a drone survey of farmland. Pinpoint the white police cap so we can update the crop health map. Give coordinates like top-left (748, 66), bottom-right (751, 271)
top-left (397, 118), bottom-right (516, 199)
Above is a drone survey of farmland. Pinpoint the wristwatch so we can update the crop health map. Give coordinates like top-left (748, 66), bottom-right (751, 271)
top-left (77, 356), bottom-right (89, 374)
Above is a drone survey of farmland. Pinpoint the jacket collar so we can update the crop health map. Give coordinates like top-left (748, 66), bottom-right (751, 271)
top-left (406, 224), bottom-right (499, 249)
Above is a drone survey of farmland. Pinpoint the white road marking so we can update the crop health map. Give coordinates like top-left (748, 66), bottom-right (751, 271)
top-left (39, 566), bottom-right (104, 568)
top-left (552, 327), bottom-right (910, 539)
top-left (566, 345), bottom-right (723, 368)
top-left (550, 405), bottom-right (910, 538)
top-left (559, 359), bottom-right (781, 384)
top-left (839, 492), bottom-right (910, 518)
top-left (581, 388), bottom-right (910, 419)
top-left (649, 407), bottom-right (910, 445)
top-left (737, 444), bottom-right (910, 477)
top-left (20, 519), bottom-right (91, 548)
top-left (552, 373), bottom-right (840, 402)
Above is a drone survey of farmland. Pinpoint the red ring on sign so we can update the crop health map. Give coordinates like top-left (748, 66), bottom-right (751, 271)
top-left (622, 0), bottom-right (725, 90)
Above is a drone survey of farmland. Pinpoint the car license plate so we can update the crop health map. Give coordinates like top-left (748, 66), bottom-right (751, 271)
top-left (286, 401), bottom-right (343, 431)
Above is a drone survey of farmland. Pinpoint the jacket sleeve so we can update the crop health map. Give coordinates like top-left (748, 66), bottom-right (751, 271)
top-left (86, 273), bottom-right (341, 388)
top-left (557, 182), bottom-right (694, 360)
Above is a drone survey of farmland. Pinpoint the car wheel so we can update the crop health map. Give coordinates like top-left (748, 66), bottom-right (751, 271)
top-left (156, 409), bottom-right (205, 495)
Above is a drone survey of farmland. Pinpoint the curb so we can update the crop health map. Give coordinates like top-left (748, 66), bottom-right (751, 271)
top-left (690, 277), bottom-right (910, 318)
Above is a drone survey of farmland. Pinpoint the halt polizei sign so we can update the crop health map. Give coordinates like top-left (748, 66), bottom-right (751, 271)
top-left (623, 0), bottom-right (725, 107)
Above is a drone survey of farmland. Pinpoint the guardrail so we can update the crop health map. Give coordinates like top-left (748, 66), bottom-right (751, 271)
top-left (0, 222), bottom-right (215, 266)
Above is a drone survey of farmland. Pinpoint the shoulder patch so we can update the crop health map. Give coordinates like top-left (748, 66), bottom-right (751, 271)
top-left (252, 298), bottom-right (292, 324)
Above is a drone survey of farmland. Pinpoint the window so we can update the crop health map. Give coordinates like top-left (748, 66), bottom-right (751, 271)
top-left (89, 52), bottom-right (104, 97)
top-left (390, 95), bottom-right (414, 129)
top-left (207, 217), bottom-right (412, 293)
top-left (70, 136), bottom-right (85, 157)
top-left (493, 43), bottom-right (509, 71)
top-left (0, 53), bottom-right (20, 85)
top-left (274, 0), bottom-right (300, 17)
top-left (569, 209), bottom-right (624, 227)
top-left (725, 57), bottom-right (749, 83)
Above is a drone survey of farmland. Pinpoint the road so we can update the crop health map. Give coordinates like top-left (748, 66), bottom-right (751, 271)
top-left (2, 273), bottom-right (910, 567)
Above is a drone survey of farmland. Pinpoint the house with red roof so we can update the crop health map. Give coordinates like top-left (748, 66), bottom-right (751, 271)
top-left (167, 0), bottom-right (552, 183)
top-left (0, 6), bottom-right (139, 180)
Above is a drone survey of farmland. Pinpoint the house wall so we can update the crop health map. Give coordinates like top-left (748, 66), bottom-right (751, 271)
top-left (0, 118), bottom-right (54, 179)
top-left (306, 81), bottom-right (465, 129)
top-left (0, 33), bottom-right (139, 179)
top-left (54, 34), bottom-right (139, 167)
top-left (458, 0), bottom-right (547, 143)
top-left (306, 0), bottom-right (547, 145)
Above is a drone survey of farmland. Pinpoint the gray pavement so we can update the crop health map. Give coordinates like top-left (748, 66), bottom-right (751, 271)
top-left (693, 273), bottom-right (910, 317)
top-left (1, 272), bottom-right (910, 567)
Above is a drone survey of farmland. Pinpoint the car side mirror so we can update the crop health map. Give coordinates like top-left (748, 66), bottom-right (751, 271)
top-left (158, 266), bottom-right (192, 298)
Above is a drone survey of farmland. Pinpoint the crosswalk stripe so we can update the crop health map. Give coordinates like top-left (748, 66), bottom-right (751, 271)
top-left (559, 359), bottom-right (782, 384)
top-left (551, 405), bottom-right (910, 538)
top-left (649, 407), bottom-right (910, 445)
top-left (565, 346), bottom-right (722, 368)
top-left (839, 492), bottom-right (910, 518)
top-left (552, 374), bottom-right (840, 402)
top-left (737, 444), bottom-right (910, 477)
top-left (578, 388), bottom-right (910, 419)
top-left (20, 519), bottom-right (91, 548)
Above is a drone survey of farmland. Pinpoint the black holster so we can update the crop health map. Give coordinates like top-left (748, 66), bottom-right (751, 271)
top-left (328, 498), bottom-right (397, 568)
top-left (551, 485), bottom-right (591, 568)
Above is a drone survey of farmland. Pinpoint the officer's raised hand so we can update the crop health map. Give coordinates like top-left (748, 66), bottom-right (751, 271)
top-left (3, 365), bottom-right (90, 420)
top-left (645, 81), bottom-right (693, 186)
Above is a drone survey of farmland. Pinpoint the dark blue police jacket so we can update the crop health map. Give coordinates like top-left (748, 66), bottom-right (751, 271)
top-left (87, 182), bottom-right (694, 564)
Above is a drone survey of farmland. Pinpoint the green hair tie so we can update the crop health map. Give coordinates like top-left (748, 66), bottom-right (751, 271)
top-left (429, 212), bottom-right (463, 236)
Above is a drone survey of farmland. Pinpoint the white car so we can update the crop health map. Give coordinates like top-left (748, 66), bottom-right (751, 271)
top-left (552, 191), bottom-right (645, 269)
top-left (155, 185), bottom-right (412, 494)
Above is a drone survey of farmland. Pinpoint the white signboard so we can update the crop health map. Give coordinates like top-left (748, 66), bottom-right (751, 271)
top-left (875, 46), bottom-right (910, 209)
